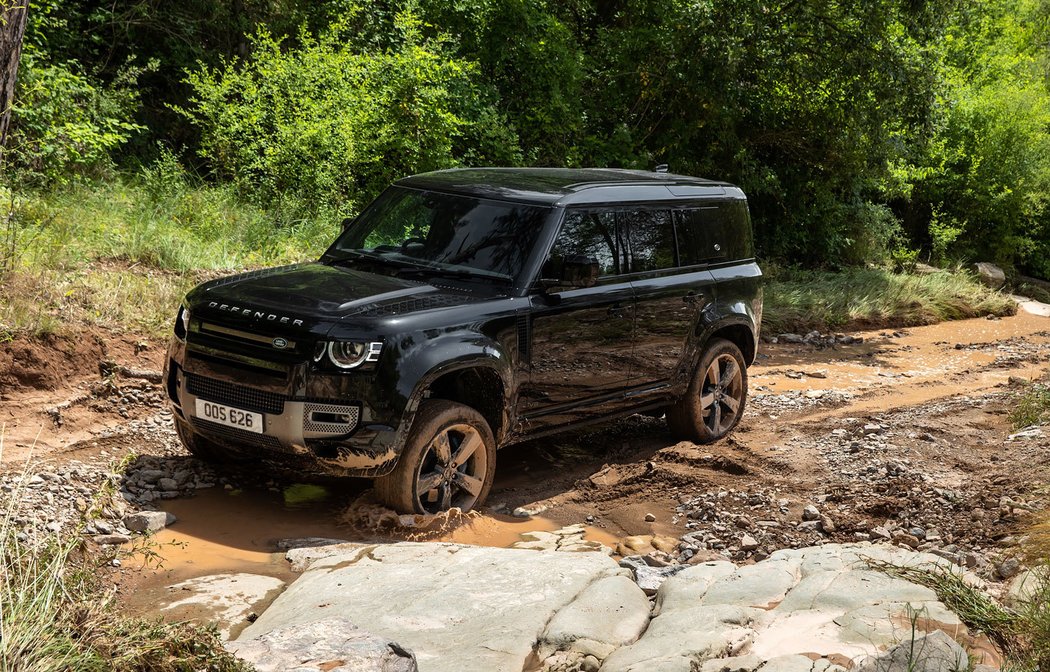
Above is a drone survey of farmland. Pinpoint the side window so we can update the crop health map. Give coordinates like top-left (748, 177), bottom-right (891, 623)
top-left (675, 206), bottom-right (726, 265)
top-left (675, 201), bottom-right (754, 265)
top-left (546, 210), bottom-right (624, 277)
top-left (623, 209), bottom-right (675, 272)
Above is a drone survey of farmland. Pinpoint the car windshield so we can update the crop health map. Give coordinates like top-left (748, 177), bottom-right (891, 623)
top-left (327, 187), bottom-right (550, 283)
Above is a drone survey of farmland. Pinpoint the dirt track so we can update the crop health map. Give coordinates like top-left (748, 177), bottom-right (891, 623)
top-left (1, 306), bottom-right (1049, 600)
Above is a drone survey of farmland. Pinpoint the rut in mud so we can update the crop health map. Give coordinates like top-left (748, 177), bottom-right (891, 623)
top-left (1, 308), bottom-right (1048, 615)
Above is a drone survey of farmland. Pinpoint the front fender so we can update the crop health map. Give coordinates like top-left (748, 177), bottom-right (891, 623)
top-left (387, 330), bottom-right (514, 443)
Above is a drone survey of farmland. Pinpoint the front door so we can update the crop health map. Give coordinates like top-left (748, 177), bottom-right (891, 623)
top-left (520, 210), bottom-right (636, 427)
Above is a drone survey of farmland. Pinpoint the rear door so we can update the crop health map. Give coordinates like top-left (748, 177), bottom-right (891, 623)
top-left (626, 207), bottom-right (716, 390)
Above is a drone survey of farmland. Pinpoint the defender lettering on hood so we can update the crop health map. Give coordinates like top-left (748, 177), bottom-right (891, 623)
top-left (207, 301), bottom-right (305, 326)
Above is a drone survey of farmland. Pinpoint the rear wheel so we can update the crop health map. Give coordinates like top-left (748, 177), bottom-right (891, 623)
top-left (375, 400), bottom-right (496, 514)
top-left (667, 338), bottom-right (748, 443)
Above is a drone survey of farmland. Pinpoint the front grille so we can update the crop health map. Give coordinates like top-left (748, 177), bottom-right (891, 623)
top-left (187, 374), bottom-right (285, 414)
top-left (192, 418), bottom-right (286, 452)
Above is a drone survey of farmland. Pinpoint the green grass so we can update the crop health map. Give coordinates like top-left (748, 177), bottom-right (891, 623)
top-left (1010, 383), bottom-right (1050, 429)
top-left (0, 174), bottom-right (336, 338)
top-left (867, 558), bottom-right (1050, 671)
top-left (762, 266), bottom-right (1018, 335)
top-left (0, 439), bottom-right (252, 671)
top-left (0, 177), bottom-right (1023, 340)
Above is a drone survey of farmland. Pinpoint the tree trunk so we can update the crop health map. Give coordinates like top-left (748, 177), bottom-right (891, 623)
top-left (0, 0), bottom-right (29, 158)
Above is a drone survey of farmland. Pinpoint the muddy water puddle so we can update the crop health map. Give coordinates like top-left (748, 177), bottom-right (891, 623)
top-left (122, 483), bottom-right (619, 618)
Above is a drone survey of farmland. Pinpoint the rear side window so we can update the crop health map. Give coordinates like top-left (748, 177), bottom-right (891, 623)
top-left (675, 201), bottom-right (754, 265)
top-left (623, 210), bottom-right (676, 272)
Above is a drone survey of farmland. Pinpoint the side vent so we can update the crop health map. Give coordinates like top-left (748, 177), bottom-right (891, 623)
top-left (516, 315), bottom-right (531, 364)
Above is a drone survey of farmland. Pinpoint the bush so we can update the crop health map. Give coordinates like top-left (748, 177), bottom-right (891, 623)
top-left (181, 12), bottom-right (520, 221)
top-left (8, 48), bottom-right (148, 185)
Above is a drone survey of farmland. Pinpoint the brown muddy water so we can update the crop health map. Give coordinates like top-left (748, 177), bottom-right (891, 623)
top-left (121, 481), bottom-right (620, 618)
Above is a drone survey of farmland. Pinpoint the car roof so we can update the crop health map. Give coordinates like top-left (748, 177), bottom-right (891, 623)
top-left (395, 168), bottom-right (740, 207)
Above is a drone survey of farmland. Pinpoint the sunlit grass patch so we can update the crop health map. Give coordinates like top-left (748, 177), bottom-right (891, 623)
top-left (762, 266), bottom-right (1017, 334)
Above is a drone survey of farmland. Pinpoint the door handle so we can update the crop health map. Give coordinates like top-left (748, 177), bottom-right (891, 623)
top-left (683, 292), bottom-right (704, 306)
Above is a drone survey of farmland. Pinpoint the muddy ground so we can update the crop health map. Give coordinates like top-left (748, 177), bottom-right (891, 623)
top-left (1, 307), bottom-right (1049, 621)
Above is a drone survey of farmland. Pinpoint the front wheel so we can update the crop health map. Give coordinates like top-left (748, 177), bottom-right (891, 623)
top-left (374, 400), bottom-right (496, 514)
top-left (667, 338), bottom-right (748, 443)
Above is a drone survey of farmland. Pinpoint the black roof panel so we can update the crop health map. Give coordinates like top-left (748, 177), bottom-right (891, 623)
top-left (395, 168), bottom-right (735, 206)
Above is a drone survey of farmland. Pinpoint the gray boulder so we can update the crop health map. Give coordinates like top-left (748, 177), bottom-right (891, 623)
top-left (853, 630), bottom-right (968, 672)
top-left (123, 510), bottom-right (175, 533)
top-left (972, 262), bottom-right (1006, 288)
top-left (227, 617), bottom-right (417, 672)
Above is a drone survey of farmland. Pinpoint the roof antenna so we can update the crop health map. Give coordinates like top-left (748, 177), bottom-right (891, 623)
top-left (654, 164), bottom-right (669, 173)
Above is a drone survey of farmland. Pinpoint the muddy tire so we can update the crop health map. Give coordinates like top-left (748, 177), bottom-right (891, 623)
top-left (375, 400), bottom-right (496, 515)
top-left (174, 417), bottom-right (236, 463)
top-left (667, 338), bottom-right (748, 444)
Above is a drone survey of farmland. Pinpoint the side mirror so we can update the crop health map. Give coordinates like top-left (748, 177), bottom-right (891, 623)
top-left (560, 255), bottom-right (600, 288)
top-left (340, 217), bottom-right (354, 231)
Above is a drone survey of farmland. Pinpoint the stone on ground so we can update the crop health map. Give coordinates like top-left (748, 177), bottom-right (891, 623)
top-left (854, 630), bottom-right (968, 672)
top-left (972, 262), bottom-right (1006, 288)
top-left (602, 544), bottom-right (976, 672)
top-left (227, 617), bottom-right (417, 672)
top-left (238, 542), bottom-right (638, 672)
top-left (159, 573), bottom-right (285, 639)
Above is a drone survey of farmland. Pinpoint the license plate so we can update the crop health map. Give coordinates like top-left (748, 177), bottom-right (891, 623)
top-left (194, 399), bottom-right (264, 434)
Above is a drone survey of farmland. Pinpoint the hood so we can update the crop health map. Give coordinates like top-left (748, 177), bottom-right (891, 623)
top-left (185, 262), bottom-right (480, 333)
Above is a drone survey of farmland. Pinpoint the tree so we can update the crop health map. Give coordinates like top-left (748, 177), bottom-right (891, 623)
top-left (0, 0), bottom-right (28, 158)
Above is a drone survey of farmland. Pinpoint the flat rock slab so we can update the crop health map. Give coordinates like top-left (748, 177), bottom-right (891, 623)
top-left (160, 573), bottom-right (286, 639)
top-left (227, 617), bottom-right (417, 672)
top-left (238, 542), bottom-right (641, 672)
top-left (602, 543), bottom-right (976, 672)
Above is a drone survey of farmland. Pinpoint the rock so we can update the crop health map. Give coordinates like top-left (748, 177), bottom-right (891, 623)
top-left (1005, 566), bottom-right (1050, 606)
top-left (997, 557), bottom-right (1022, 580)
top-left (123, 511), bottom-right (173, 533)
top-left (93, 534), bottom-right (131, 545)
top-left (854, 630), bottom-right (968, 672)
top-left (819, 515), bottom-right (836, 534)
top-left (972, 262), bottom-right (1006, 289)
top-left (157, 477), bottom-right (179, 491)
top-left (602, 544), bottom-right (971, 672)
top-left (161, 573), bottom-right (286, 639)
top-left (512, 504), bottom-right (548, 518)
top-left (276, 537), bottom-right (352, 551)
top-left (286, 541), bottom-right (366, 572)
top-left (740, 535), bottom-right (759, 552)
top-left (634, 564), bottom-right (689, 595)
top-left (538, 575), bottom-right (650, 660)
top-left (892, 533), bottom-right (920, 549)
top-left (862, 424), bottom-right (883, 436)
top-left (241, 542), bottom-right (629, 672)
top-left (802, 505), bottom-right (820, 521)
top-left (227, 617), bottom-right (417, 672)
top-left (778, 333), bottom-right (803, 344)
top-left (645, 513), bottom-right (657, 522)
top-left (94, 520), bottom-right (114, 535)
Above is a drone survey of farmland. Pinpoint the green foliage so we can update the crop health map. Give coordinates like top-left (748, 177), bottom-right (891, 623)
top-left (181, 13), bottom-right (519, 220)
top-left (8, 47), bottom-right (148, 184)
top-left (1010, 382), bottom-right (1050, 429)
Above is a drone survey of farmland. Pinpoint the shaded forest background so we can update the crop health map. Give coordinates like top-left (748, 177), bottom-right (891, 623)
top-left (6, 0), bottom-right (1050, 276)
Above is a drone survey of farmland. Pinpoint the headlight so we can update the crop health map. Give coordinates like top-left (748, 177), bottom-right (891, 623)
top-left (322, 341), bottom-right (383, 370)
top-left (174, 305), bottom-right (190, 340)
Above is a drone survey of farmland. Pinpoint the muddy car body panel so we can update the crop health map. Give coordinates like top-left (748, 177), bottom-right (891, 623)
top-left (164, 167), bottom-right (763, 490)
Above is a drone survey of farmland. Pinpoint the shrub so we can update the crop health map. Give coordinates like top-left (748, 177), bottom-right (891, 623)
top-left (181, 11), bottom-right (520, 221)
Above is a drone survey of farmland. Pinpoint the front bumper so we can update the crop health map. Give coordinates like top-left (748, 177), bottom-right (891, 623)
top-left (165, 348), bottom-right (404, 478)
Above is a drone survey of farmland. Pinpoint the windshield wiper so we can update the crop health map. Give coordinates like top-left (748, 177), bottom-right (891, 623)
top-left (327, 250), bottom-right (406, 268)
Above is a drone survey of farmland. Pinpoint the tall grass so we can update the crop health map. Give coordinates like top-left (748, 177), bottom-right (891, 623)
top-left (762, 266), bottom-right (1017, 334)
top-left (0, 432), bottom-right (251, 670)
top-left (868, 558), bottom-right (1050, 671)
top-left (1010, 383), bottom-right (1050, 429)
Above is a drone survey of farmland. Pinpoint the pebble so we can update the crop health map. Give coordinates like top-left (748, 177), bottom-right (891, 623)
top-left (644, 513), bottom-right (657, 522)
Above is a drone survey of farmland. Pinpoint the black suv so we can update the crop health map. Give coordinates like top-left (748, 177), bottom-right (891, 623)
top-left (164, 168), bottom-right (762, 514)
